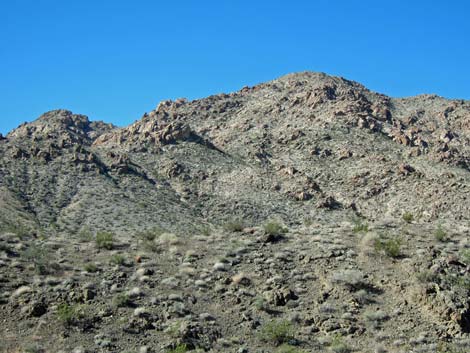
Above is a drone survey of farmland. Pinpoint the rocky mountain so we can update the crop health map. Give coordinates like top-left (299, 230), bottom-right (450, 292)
top-left (0, 72), bottom-right (469, 353)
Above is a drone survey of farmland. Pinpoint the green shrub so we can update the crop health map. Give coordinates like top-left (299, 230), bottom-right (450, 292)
top-left (137, 226), bottom-right (166, 242)
top-left (434, 225), bottom-right (447, 242)
top-left (264, 221), bottom-right (287, 237)
top-left (22, 245), bottom-right (51, 275)
top-left (461, 249), bottom-right (470, 265)
top-left (374, 237), bottom-right (401, 258)
top-left (110, 254), bottom-right (126, 266)
top-left (330, 334), bottom-right (351, 353)
top-left (57, 303), bottom-right (82, 325)
top-left (223, 219), bottom-right (245, 232)
top-left (416, 271), bottom-right (438, 284)
top-left (402, 212), bottom-right (413, 223)
top-left (95, 232), bottom-right (114, 250)
top-left (259, 320), bottom-right (294, 345)
top-left (254, 296), bottom-right (269, 312)
top-left (112, 293), bottom-right (132, 308)
top-left (78, 227), bottom-right (93, 242)
top-left (3, 223), bottom-right (30, 239)
top-left (84, 263), bottom-right (98, 273)
top-left (23, 345), bottom-right (45, 353)
top-left (352, 218), bottom-right (369, 233)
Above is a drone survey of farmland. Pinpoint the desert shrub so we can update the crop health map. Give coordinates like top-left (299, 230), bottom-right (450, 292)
top-left (259, 320), bottom-right (294, 345)
top-left (303, 217), bottom-right (314, 227)
top-left (110, 254), bottom-right (126, 266)
top-left (461, 249), bottom-right (470, 264)
top-left (112, 293), bottom-right (132, 308)
top-left (363, 310), bottom-right (389, 328)
top-left (23, 345), bottom-right (45, 353)
top-left (331, 269), bottom-right (367, 290)
top-left (402, 212), bottom-right (413, 223)
top-left (330, 334), bottom-right (351, 353)
top-left (352, 218), bottom-right (369, 233)
top-left (3, 223), bottom-right (30, 239)
top-left (22, 245), bottom-right (52, 275)
top-left (223, 219), bottom-right (245, 232)
top-left (434, 224), bottom-right (448, 242)
top-left (374, 237), bottom-right (401, 258)
top-left (84, 263), bottom-right (98, 273)
top-left (264, 221), bottom-right (287, 237)
top-left (78, 227), bottom-right (93, 242)
top-left (57, 303), bottom-right (84, 325)
top-left (95, 232), bottom-right (114, 250)
top-left (137, 226), bottom-right (166, 242)
top-left (416, 270), bottom-right (438, 284)
top-left (254, 296), bottom-right (269, 312)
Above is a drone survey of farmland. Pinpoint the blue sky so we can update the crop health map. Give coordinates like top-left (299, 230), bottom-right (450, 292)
top-left (1, 0), bottom-right (469, 134)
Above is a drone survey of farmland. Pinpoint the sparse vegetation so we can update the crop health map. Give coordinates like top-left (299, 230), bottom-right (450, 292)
top-left (110, 254), bottom-right (126, 266)
top-left (259, 320), bottom-right (294, 345)
top-left (95, 231), bottom-right (114, 250)
top-left (331, 269), bottom-right (368, 290)
top-left (363, 310), bottom-right (389, 328)
top-left (22, 245), bottom-right (53, 275)
top-left (461, 249), bottom-right (470, 264)
top-left (112, 293), bottom-right (132, 308)
top-left (374, 237), bottom-right (401, 258)
top-left (223, 219), bottom-right (245, 232)
top-left (137, 226), bottom-right (166, 242)
top-left (330, 334), bottom-right (351, 353)
top-left (402, 212), bottom-right (414, 223)
top-left (254, 296), bottom-right (269, 312)
top-left (57, 303), bottom-right (83, 325)
top-left (263, 221), bottom-right (287, 237)
top-left (352, 218), bottom-right (369, 233)
top-left (77, 227), bottom-right (93, 242)
top-left (434, 224), bottom-right (448, 242)
top-left (84, 263), bottom-right (98, 273)
top-left (416, 270), bottom-right (438, 284)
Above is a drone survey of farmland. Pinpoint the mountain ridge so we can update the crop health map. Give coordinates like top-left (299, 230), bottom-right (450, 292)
top-left (0, 71), bottom-right (469, 353)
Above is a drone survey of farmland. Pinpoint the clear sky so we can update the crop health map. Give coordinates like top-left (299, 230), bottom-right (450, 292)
top-left (1, 0), bottom-right (469, 134)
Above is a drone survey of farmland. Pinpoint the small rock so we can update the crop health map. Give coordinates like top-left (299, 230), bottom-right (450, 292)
top-left (12, 286), bottom-right (32, 298)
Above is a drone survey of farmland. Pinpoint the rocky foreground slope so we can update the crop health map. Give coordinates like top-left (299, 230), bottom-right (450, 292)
top-left (0, 72), bottom-right (469, 353)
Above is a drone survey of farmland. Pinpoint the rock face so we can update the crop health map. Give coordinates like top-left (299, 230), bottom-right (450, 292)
top-left (0, 72), bottom-right (469, 352)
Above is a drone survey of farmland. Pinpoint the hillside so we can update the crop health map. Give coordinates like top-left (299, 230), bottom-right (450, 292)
top-left (0, 72), bottom-right (469, 353)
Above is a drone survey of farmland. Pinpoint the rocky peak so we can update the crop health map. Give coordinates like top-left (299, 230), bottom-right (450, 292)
top-left (7, 109), bottom-right (115, 146)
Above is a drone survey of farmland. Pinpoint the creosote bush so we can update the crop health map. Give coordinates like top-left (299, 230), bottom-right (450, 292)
top-left (84, 263), bottom-right (98, 273)
top-left (57, 303), bottom-right (84, 325)
top-left (461, 250), bottom-right (470, 265)
top-left (264, 221), bottom-right (287, 237)
top-left (112, 293), bottom-right (132, 308)
top-left (110, 254), bottom-right (126, 266)
top-left (259, 320), bottom-right (295, 345)
top-left (352, 218), bottom-right (369, 233)
top-left (95, 232), bottom-right (114, 250)
top-left (22, 245), bottom-right (51, 275)
top-left (434, 224), bottom-right (448, 242)
top-left (416, 270), bottom-right (438, 284)
top-left (374, 237), bottom-right (401, 258)
top-left (402, 212), bottom-right (414, 223)
top-left (330, 334), bottom-right (351, 353)
top-left (223, 219), bottom-right (245, 233)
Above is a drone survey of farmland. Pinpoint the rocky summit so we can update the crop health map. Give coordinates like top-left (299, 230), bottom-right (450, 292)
top-left (0, 72), bottom-right (469, 353)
